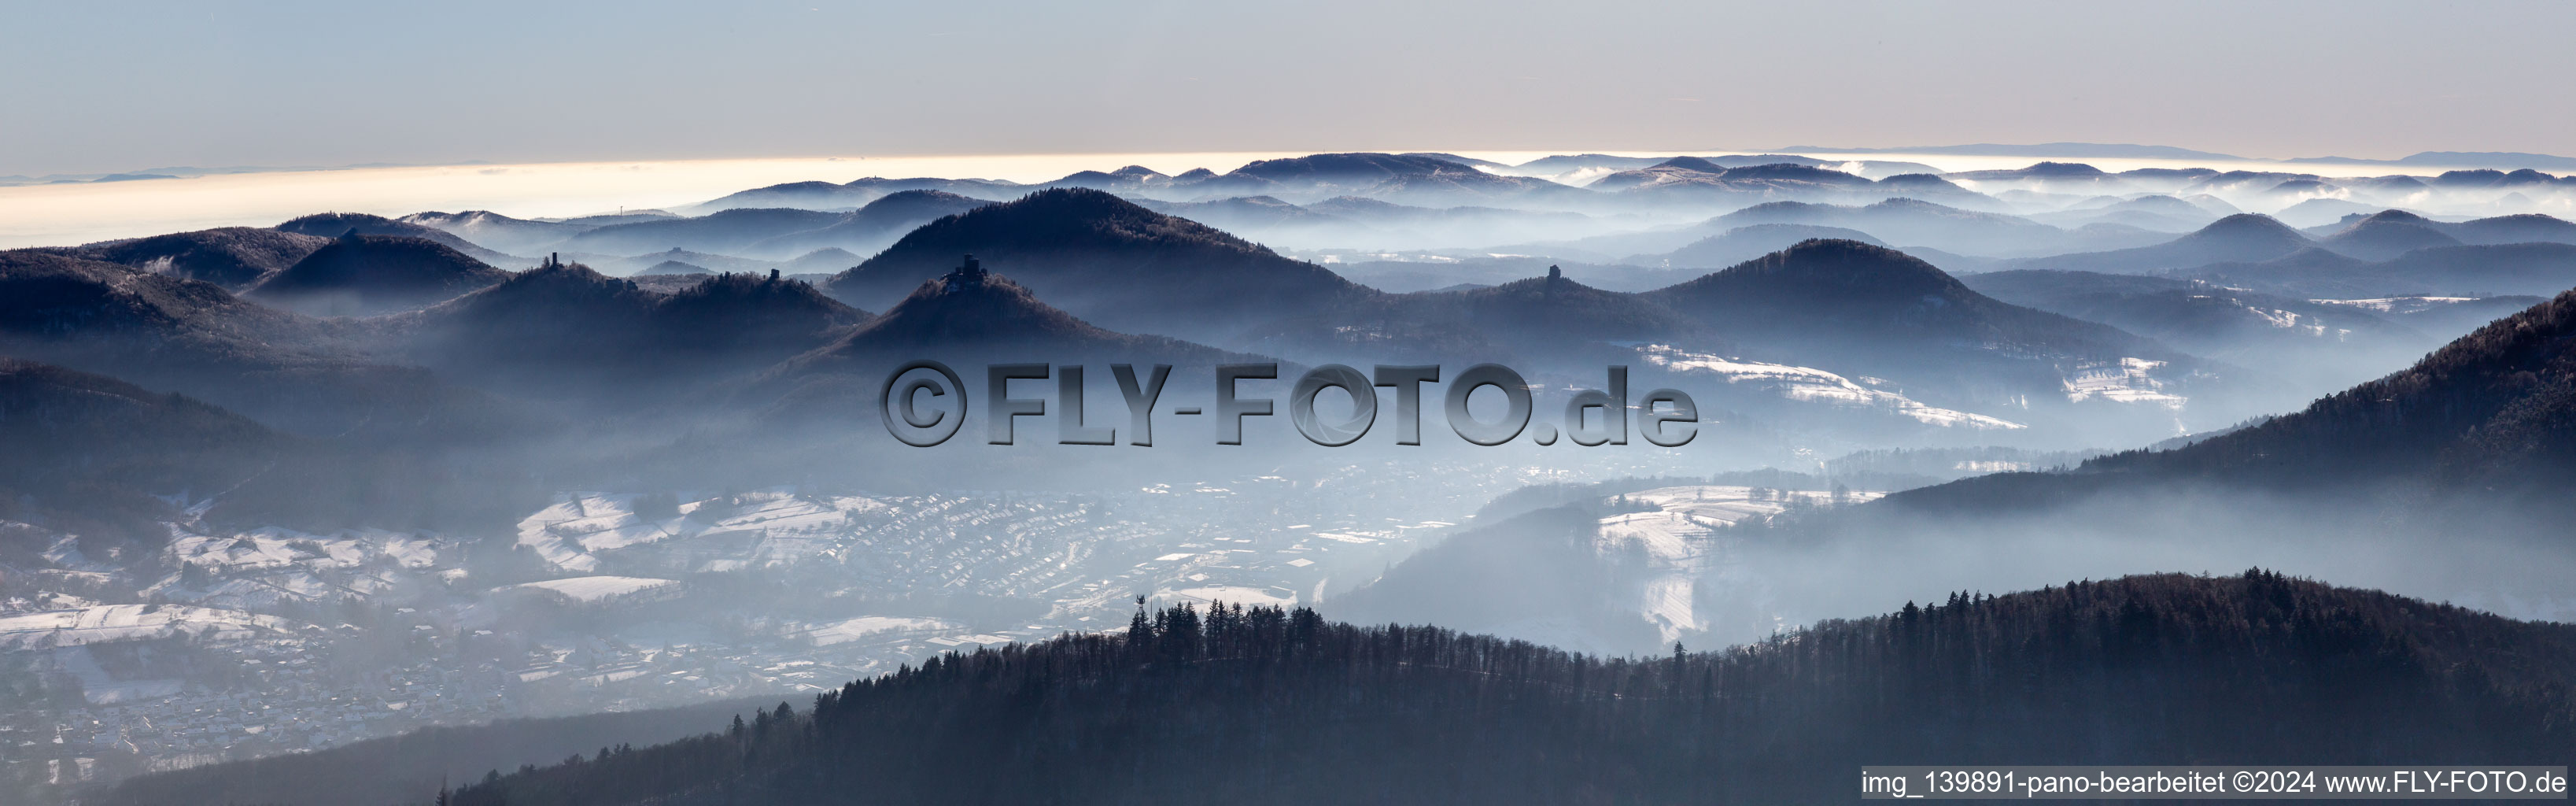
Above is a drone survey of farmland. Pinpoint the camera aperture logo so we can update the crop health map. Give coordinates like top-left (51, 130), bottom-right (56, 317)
top-left (881, 362), bottom-right (1699, 448)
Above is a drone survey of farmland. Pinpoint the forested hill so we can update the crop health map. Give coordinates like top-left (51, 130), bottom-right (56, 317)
top-left (413, 571), bottom-right (2575, 806)
top-left (1884, 287), bottom-right (2576, 521)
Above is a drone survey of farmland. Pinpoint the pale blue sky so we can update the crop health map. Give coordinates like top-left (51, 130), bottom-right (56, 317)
top-left (6, 0), bottom-right (2570, 176)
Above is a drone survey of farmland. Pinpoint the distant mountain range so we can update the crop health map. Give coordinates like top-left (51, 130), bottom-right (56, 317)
top-left (246, 232), bottom-right (508, 316)
top-left (405, 194), bottom-right (981, 268)
top-left (11, 148), bottom-right (2576, 802)
top-left (786, 261), bottom-right (1238, 375)
top-left (1279, 238), bottom-right (2227, 438)
top-left (0, 249), bottom-right (529, 485)
top-left (1589, 158), bottom-right (1869, 194)
top-left (2286, 151), bottom-right (2576, 172)
top-left (681, 176), bottom-right (1024, 214)
top-left (1197, 153), bottom-right (1587, 208)
top-left (17, 146), bottom-right (2574, 194)
top-left (507, 152), bottom-right (2576, 274)
top-left (823, 189), bottom-right (1374, 344)
top-left (1634, 223), bottom-right (1886, 268)
top-left (399, 210), bottom-right (597, 255)
top-left (2002, 213), bottom-right (2313, 274)
top-left (1777, 142), bottom-right (2248, 161)
top-left (756, 260), bottom-right (1258, 427)
top-left (3, 182), bottom-right (2316, 478)
top-left (685, 153), bottom-right (1593, 215)
top-left (1251, 269), bottom-right (1720, 371)
top-left (1703, 198), bottom-right (2147, 257)
top-left (1773, 143), bottom-right (2576, 172)
top-left (2179, 242), bottom-right (2576, 299)
top-left (2024, 193), bottom-right (2235, 233)
top-left (1644, 240), bottom-right (2195, 415)
top-left (4, 153), bottom-right (2573, 537)
top-left (552, 208), bottom-right (847, 257)
top-left (1127, 194), bottom-right (1600, 251)
top-left (57, 227), bottom-right (330, 290)
top-left (275, 212), bottom-right (521, 266)
top-left (382, 190), bottom-right (2318, 434)
top-left (1960, 268), bottom-right (2439, 395)
top-left (743, 190), bottom-right (987, 257)
top-left (2319, 211), bottom-right (2466, 260)
top-left (0, 250), bottom-right (356, 411)
top-left (2310, 209), bottom-right (2576, 246)
top-left (397, 263), bottom-right (867, 401)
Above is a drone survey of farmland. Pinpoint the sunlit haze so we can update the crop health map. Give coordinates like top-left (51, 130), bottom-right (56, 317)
top-left (8, 149), bottom-right (2561, 249)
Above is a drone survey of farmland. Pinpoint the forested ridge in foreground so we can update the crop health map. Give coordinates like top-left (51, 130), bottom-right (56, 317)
top-left (283, 571), bottom-right (2576, 806)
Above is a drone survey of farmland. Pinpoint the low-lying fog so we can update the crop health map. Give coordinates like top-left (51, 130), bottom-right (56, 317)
top-left (6, 149), bottom-right (2543, 249)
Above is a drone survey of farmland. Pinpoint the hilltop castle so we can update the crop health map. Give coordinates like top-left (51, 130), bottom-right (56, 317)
top-left (940, 253), bottom-right (987, 293)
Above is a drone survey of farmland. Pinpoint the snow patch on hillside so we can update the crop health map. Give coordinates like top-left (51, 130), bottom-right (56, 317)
top-left (799, 616), bottom-right (958, 646)
top-left (2061, 357), bottom-right (2186, 405)
top-left (2313, 296), bottom-right (2479, 315)
top-left (1638, 345), bottom-right (2026, 429)
top-left (1159, 585), bottom-right (1299, 608)
top-left (503, 576), bottom-right (679, 603)
top-left (0, 604), bottom-right (299, 650)
top-left (1592, 486), bottom-right (1886, 645)
top-left (516, 490), bottom-right (890, 574)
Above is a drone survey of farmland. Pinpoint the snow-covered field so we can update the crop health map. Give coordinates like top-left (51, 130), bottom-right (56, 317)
top-left (517, 490), bottom-right (893, 573)
top-left (1158, 585), bottom-right (1300, 608)
top-left (0, 604), bottom-right (299, 650)
top-left (2, 472), bottom-right (1475, 774)
top-left (148, 527), bottom-right (445, 611)
top-left (1638, 345), bottom-right (2028, 429)
top-left (799, 616), bottom-right (959, 647)
top-left (2313, 296), bottom-right (2482, 315)
top-left (2061, 357), bottom-right (2185, 405)
top-left (1592, 486), bottom-right (1885, 643)
top-left (2226, 301), bottom-right (2349, 338)
top-left (502, 576), bottom-right (681, 604)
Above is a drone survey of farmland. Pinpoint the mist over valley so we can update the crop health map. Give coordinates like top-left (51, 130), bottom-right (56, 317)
top-left (10, 142), bottom-right (2576, 804)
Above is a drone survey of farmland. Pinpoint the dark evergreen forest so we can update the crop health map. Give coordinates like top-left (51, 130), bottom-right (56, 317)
top-left (370, 570), bottom-right (2576, 806)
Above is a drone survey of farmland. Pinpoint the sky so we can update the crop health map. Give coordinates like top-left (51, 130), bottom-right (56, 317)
top-left (5, 0), bottom-right (2571, 178)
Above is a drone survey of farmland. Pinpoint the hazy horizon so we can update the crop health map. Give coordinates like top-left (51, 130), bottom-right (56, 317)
top-left (5, 145), bottom-right (2560, 249)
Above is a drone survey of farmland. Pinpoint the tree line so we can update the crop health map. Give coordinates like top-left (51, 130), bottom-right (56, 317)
top-left (419, 569), bottom-right (2576, 806)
